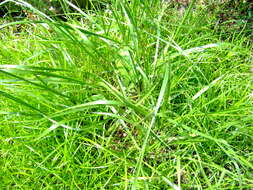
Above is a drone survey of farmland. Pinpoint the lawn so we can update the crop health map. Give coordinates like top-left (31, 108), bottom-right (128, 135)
top-left (0, 0), bottom-right (252, 189)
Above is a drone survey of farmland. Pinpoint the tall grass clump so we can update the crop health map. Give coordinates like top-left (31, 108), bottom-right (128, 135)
top-left (0, 0), bottom-right (252, 189)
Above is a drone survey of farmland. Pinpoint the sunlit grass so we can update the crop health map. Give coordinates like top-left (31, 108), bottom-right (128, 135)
top-left (0, 0), bottom-right (252, 189)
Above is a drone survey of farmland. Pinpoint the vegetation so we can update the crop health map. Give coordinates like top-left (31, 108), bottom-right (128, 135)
top-left (0, 0), bottom-right (252, 189)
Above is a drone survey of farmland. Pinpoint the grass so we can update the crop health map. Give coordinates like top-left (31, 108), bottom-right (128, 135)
top-left (0, 0), bottom-right (252, 189)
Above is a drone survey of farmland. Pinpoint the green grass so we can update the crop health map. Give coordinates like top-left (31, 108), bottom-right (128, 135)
top-left (0, 0), bottom-right (252, 189)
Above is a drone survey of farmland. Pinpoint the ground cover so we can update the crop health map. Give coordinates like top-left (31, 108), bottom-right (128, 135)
top-left (0, 0), bottom-right (252, 189)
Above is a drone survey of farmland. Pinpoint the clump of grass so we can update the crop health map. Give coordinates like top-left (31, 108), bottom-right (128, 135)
top-left (0, 0), bottom-right (252, 189)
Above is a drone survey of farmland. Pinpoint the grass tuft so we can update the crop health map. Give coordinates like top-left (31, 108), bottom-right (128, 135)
top-left (0, 0), bottom-right (252, 189)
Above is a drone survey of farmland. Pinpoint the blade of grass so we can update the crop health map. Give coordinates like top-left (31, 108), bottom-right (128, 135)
top-left (134, 62), bottom-right (170, 187)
